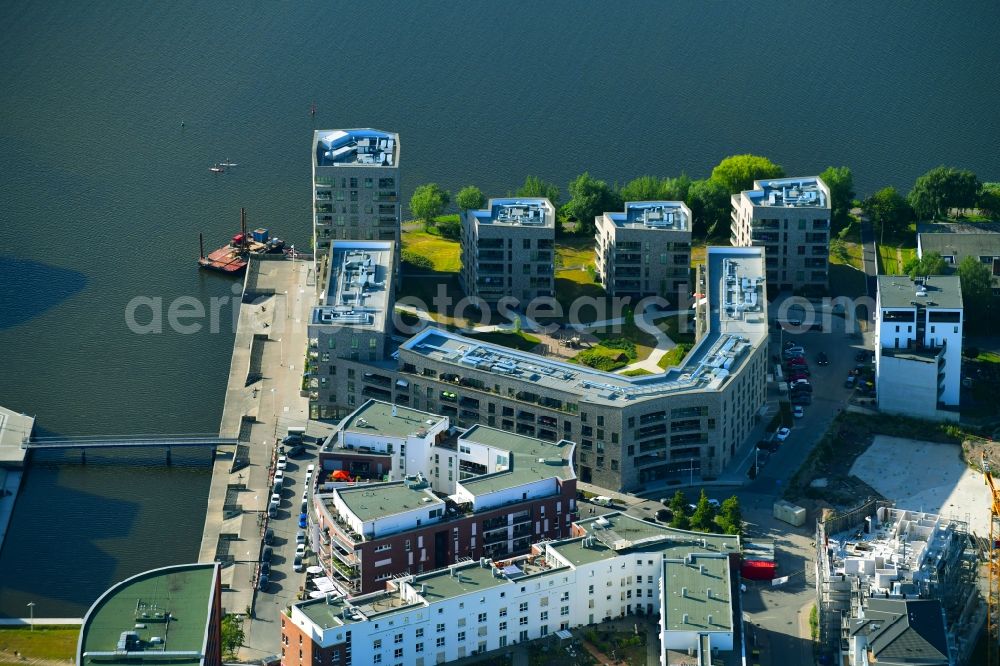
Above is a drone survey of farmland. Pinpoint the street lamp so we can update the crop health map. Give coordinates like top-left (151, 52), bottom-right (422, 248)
top-left (26, 602), bottom-right (35, 631)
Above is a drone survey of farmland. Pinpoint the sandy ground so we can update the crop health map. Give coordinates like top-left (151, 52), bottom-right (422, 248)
top-left (850, 435), bottom-right (992, 536)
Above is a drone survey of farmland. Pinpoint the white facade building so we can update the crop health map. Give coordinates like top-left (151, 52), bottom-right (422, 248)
top-left (281, 513), bottom-right (740, 666)
top-left (874, 275), bottom-right (963, 420)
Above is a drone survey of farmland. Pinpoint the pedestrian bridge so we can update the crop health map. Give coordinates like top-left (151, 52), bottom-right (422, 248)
top-left (23, 435), bottom-right (238, 450)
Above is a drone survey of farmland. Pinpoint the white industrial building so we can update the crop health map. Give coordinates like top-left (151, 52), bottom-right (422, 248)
top-left (281, 513), bottom-right (741, 666)
top-left (874, 275), bottom-right (963, 420)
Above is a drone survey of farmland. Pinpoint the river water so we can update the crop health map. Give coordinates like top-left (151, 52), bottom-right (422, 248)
top-left (1, 1), bottom-right (998, 617)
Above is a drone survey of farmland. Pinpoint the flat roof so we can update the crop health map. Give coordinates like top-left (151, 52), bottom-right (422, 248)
top-left (877, 275), bottom-right (963, 310)
top-left (314, 241), bottom-right (393, 330)
top-left (471, 198), bottom-right (555, 228)
top-left (399, 247), bottom-right (766, 406)
top-left (458, 425), bottom-right (574, 494)
top-left (335, 482), bottom-right (444, 523)
top-left (744, 176), bottom-right (828, 209)
top-left (341, 400), bottom-right (447, 439)
top-left (297, 593), bottom-right (367, 629)
top-left (662, 554), bottom-right (732, 632)
top-left (79, 563), bottom-right (217, 666)
top-left (413, 561), bottom-right (509, 602)
top-left (314, 129), bottom-right (398, 167)
top-left (604, 201), bottom-right (690, 231)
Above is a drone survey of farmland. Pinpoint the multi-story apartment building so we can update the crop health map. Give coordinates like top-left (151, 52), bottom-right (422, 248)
top-left (312, 129), bottom-right (400, 291)
top-left (309, 247), bottom-right (768, 491)
top-left (307, 242), bottom-right (394, 420)
top-left (459, 198), bottom-right (555, 306)
top-left (917, 221), bottom-right (1000, 294)
top-left (595, 201), bottom-right (692, 303)
top-left (874, 275), bottom-right (963, 420)
top-left (280, 513), bottom-right (741, 666)
top-left (309, 399), bottom-right (577, 594)
top-left (730, 176), bottom-right (830, 293)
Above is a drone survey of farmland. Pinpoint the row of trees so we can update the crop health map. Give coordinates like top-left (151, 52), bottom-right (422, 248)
top-left (409, 155), bottom-right (858, 240)
top-left (902, 250), bottom-right (995, 333)
top-left (666, 489), bottom-right (742, 535)
top-left (863, 168), bottom-right (999, 242)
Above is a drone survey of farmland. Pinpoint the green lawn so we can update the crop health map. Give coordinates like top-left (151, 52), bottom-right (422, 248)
top-left (465, 330), bottom-right (541, 351)
top-left (401, 228), bottom-right (461, 272)
top-left (829, 238), bottom-right (864, 271)
top-left (555, 238), bottom-right (596, 270)
top-left (690, 243), bottom-right (706, 266)
top-left (0, 626), bottom-right (79, 664)
top-left (657, 314), bottom-right (696, 344)
top-left (621, 368), bottom-right (654, 376)
top-left (876, 244), bottom-right (917, 275)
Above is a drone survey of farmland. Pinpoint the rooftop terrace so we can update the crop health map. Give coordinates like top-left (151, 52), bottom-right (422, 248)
top-left (314, 242), bottom-right (393, 330)
top-left (877, 275), bottom-right (963, 310)
top-left (605, 201), bottom-right (690, 231)
top-left (341, 400), bottom-right (447, 439)
top-left (314, 129), bottom-right (398, 167)
top-left (78, 563), bottom-right (217, 666)
top-left (400, 247), bottom-right (766, 406)
top-left (744, 176), bottom-right (828, 208)
top-left (471, 198), bottom-right (555, 227)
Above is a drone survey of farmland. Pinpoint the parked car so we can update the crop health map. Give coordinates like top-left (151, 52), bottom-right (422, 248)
top-left (270, 492), bottom-right (281, 507)
top-left (787, 372), bottom-right (810, 383)
top-left (273, 470), bottom-right (285, 486)
top-left (783, 346), bottom-right (805, 357)
top-left (296, 543), bottom-right (306, 557)
top-left (785, 356), bottom-right (807, 366)
top-left (845, 375), bottom-right (857, 388)
top-left (306, 463), bottom-right (315, 477)
top-left (793, 405), bottom-right (805, 418)
top-left (296, 530), bottom-right (306, 544)
top-left (258, 573), bottom-right (269, 590)
top-left (293, 554), bottom-right (304, 572)
top-left (816, 351), bottom-right (829, 366)
top-left (791, 393), bottom-right (812, 406)
top-left (298, 512), bottom-right (308, 528)
top-left (757, 439), bottom-right (780, 452)
top-left (789, 380), bottom-right (812, 392)
top-left (262, 546), bottom-right (272, 562)
top-left (260, 561), bottom-right (271, 576)
top-left (264, 528), bottom-right (274, 545)
top-left (276, 455), bottom-right (287, 470)
top-left (282, 434), bottom-right (302, 446)
top-left (775, 427), bottom-right (791, 442)
top-left (591, 496), bottom-right (615, 507)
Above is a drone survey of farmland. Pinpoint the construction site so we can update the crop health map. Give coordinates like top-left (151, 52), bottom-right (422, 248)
top-left (814, 499), bottom-right (983, 665)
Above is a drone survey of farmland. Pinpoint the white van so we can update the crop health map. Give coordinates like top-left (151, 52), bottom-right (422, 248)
top-left (286, 426), bottom-right (306, 438)
top-left (592, 496), bottom-right (615, 507)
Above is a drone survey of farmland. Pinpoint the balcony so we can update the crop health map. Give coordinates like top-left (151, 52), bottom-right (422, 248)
top-left (615, 253), bottom-right (641, 265)
top-left (478, 250), bottom-right (505, 261)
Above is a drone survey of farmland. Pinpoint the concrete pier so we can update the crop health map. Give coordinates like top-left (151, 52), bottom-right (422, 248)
top-left (198, 256), bottom-right (312, 620)
top-left (0, 406), bottom-right (34, 554)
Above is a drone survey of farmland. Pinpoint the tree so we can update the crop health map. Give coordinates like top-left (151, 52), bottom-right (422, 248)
top-left (979, 182), bottom-right (1000, 218)
top-left (455, 185), bottom-right (486, 211)
top-left (620, 175), bottom-right (665, 202)
top-left (908, 166), bottom-right (981, 219)
top-left (957, 255), bottom-right (994, 333)
top-left (689, 489), bottom-right (716, 532)
top-left (903, 250), bottom-right (947, 279)
top-left (516, 175), bottom-right (561, 207)
top-left (668, 490), bottom-right (687, 517)
top-left (409, 183), bottom-right (450, 228)
top-left (686, 178), bottom-right (730, 238)
top-left (670, 512), bottom-right (690, 530)
top-left (862, 186), bottom-right (912, 245)
top-left (717, 495), bottom-right (743, 535)
top-left (565, 172), bottom-right (622, 236)
top-left (709, 154), bottom-right (784, 194)
top-left (221, 614), bottom-right (245, 659)
top-left (819, 166), bottom-right (855, 229)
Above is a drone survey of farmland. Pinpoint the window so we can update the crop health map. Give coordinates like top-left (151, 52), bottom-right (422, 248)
top-left (499, 607), bottom-right (507, 617)
top-left (373, 640), bottom-right (382, 650)
top-left (540, 625), bottom-right (549, 637)
top-left (436, 637), bottom-right (445, 648)
top-left (540, 611), bottom-right (548, 621)
top-left (394, 633), bottom-right (403, 644)
top-left (478, 612), bottom-right (487, 623)
top-left (458, 631), bottom-right (466, 642)
top-left (373, 656), bottom-right (382, 664)
top-left (416, 628), bottom-right (424, 638)
top-left (519, 617), bottom-right (528, 626)
top-left (394, 648), bottom-right (403, 659)
top-left (519, 602), bottom-right (528, 612)
top-left (437, 623), bottom-right (446, 633)
top-left (499, 621), bottom-right (507, 631)
top-left (416, 643), bottom-right (424, 653)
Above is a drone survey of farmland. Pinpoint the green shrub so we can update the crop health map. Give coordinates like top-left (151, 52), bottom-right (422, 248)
top-left (402, 250), bottom-right (433, 271)
top-left (577, 349), bottom-right (627, 371)
top-left (599, 337), bottom-right (637, 358)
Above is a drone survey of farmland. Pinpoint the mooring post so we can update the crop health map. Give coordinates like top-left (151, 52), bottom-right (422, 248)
top-left (166, 447), bottom-right (172, 466)
top-left (81, 449), bottom-right (86, 465)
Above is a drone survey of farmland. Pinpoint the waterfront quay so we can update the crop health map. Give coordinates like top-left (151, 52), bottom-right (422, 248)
top-left (0, 407), bottom-right (34, 554)
top-left (198, 256), bottom-right (317, 650)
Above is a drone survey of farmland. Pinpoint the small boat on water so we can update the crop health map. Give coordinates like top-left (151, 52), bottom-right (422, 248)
top-left (209, 163), bottom-right (225, 173)
top-left (219, 159), bottom-right (238, 167)
top-left (199, 208), bottom-right (287, 275)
